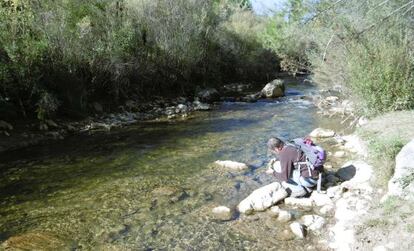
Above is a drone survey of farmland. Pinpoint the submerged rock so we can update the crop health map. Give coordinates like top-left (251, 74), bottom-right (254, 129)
top-left (268, 205), bottom-right (280, 217)
top-left (212, 206), bottom-right (232, 221)
top-left (277, 210), bottom-right (292, 222)
top-left (215, 160), bottom-right (248, 170)
top-left (238, 182), bottom-right (288, 214)
top-left (1, 232), bottom-right (74, 250)
top-left (261, 79), bottom-right (285, 98)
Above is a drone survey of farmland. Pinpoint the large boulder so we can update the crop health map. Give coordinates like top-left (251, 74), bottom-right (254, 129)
top-left (238, 182), bottom-right (288, 214)
top-left (336, 160), bottom-right (373, 185)
top-left (261, 79), bottom-right (285, 98)
top-left (388, 139), bottom-right (414, 199)
top-left (196, 88), bottom-right (220, 103)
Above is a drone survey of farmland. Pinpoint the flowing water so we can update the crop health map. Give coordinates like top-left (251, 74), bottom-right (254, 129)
top-left (0, 81), bottom-right (347, 250)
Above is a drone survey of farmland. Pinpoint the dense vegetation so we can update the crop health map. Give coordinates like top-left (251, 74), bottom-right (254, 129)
top-left (2, 0), bottom-right (414, 120)
top-left (261, 0), bottom-right (414, 116)
top-left (0, 0), bottom-right (277, 119)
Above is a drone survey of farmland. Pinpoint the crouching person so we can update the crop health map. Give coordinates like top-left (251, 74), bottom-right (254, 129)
top-left (267, 137), bottom-right (322, 197)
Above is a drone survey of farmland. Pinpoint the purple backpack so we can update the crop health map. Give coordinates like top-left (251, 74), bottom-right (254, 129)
top-left (290, 138), bottom-right (326, 170)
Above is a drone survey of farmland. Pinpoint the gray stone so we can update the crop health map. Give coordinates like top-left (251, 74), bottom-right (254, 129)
top-left (197, 88), bottom-right (220, 103)
top-left (261, 79), bottom-right (285, 98)
top-left (388, 139), bottom-right (414, 199)
top-left (193, 101), bottom-right (211, 111)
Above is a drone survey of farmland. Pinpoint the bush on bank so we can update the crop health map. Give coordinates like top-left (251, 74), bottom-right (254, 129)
top-left (260, 0), bottom-right (414, 116)
top-left (0, 0), bottom-right (278, 119)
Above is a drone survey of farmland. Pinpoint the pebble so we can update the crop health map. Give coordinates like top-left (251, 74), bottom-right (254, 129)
top-left (290, 222), bottom-right (306, 239)
top-left (277, 210), bottom-right (292, 222)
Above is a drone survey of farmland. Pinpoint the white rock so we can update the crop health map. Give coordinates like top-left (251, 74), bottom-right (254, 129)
top-left (335, 200), bottom-right (357, 222)
top-left (333, 151), bottom-right (346, 158)
top-left (238, 182), bottom-right (287, 214)
top-left (357, 116), bottom-right (369, 127)
top-left (268, 206), bottom-right (280, 217)
top-left (310, 192), bottom-right (334, 207)
top-left (327, 186), bottom-right (342, 198)
top-left (290, 222), bottom-right (306, 239)
top-left (336, 160), bottom-right (373, 184)
top-left (212, 206), bottom-right (232, 221)
top-left (301, 215), bottom-right (326, 231)
top-left (388, 139), bottom-right (414, 200)
top-left (342, 135), bottom-right (368, 157)
top-left (277, 210), bottom-right (292, 222)
top-left (373, 246), bottom-right (387, 251)
top-left (215, 160), bottom-right (248, 170)
top-left (285, 197), bottom-right (313, 207)
top-left (325, 96), bottom-right (339, 102)
top-left (309, 128), bottom-right (335, 138)
top-left (319, 204), bottom-right (335, 215)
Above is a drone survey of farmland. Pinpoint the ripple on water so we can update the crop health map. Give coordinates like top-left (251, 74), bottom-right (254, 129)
top-left (0, 83), bottom-right (349, 250)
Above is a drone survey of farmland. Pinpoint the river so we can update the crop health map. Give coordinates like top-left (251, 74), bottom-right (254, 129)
top-left (0, 80), bottom-right (346, 250)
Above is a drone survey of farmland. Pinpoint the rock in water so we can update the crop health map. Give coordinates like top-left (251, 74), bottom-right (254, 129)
top-left (212, 206), bottom-right (232, 221)
top-left (1, 232), bottom-right (73, 250)
top-left (277, 210), bottom-right (292, 222)
top-left (309, 128), bottom-right (335, 138)
top-left (261, 79), bottom-right (285, 98)
top-left (238, 182), bottom-right (288, 214)
top-left (290, 222), bottom-right (306, 239)
top-left (197, 88), bottom-right (220, 103)
top-left (310, 192), bottom-right (333, 207)
top-left (215, 160), bottom-right (248, 170)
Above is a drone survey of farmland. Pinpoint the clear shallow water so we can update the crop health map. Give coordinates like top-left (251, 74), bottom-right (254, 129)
top-left (0, 83), bottom-right (347, 250)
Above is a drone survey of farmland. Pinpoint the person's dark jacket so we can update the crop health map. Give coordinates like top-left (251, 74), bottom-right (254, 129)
top-left (273, 145), bottom-right (319, 182)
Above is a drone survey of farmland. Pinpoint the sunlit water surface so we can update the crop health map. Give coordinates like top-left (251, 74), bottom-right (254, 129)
top-left (0, 82), bottom-right (347, 250)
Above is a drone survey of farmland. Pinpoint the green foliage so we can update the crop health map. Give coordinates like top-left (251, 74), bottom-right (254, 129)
top-left (0, 0), bottom-right (276, 119)
top-left (260, 0), bottom-right (414, 115)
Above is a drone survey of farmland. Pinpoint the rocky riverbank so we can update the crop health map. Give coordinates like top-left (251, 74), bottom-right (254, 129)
top-left (0, 80), bottom-right (289, 154)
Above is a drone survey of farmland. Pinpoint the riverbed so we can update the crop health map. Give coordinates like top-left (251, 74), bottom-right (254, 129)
top-left (0, 81), bottom-right (346, 250)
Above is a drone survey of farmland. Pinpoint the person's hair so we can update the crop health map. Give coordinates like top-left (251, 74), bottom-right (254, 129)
top-left (267, 137), bottom-right (284, 150)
